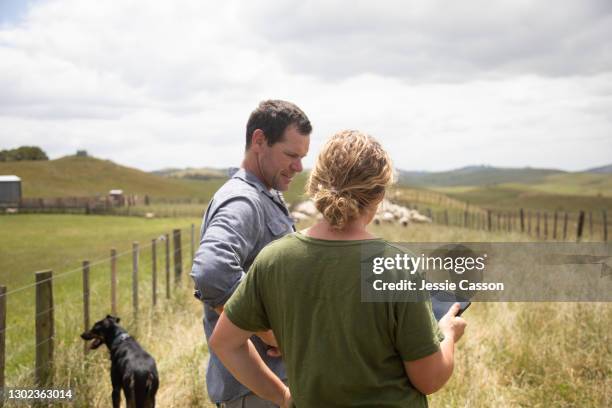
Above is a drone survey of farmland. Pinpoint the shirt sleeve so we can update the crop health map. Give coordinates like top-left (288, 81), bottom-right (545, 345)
top-left (224, 260), bottom-right (271, 332)
top-left (393, 298), bottom-right (444, 362)
top-left (190, 196), bottom-right (264, 308)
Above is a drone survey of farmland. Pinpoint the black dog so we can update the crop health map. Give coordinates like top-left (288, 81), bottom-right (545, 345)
top-left (81, 315), bottom-right (159, 408)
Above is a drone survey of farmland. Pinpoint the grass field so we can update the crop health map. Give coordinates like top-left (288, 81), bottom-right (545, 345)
top-left (0, 156), bottom-right (226, 199)
top-left (1, 214), bottom-right (610, 407)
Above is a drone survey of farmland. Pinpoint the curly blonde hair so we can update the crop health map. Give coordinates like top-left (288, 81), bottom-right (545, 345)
top-left (306, 130), bottom-right (394, 230)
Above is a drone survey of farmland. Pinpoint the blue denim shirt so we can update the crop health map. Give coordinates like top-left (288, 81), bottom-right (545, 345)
top-left (190, 168), bottom-right (294, 404)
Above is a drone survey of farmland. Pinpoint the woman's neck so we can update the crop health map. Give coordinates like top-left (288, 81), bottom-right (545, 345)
top-left (304, 218), bottom-right (375, 241)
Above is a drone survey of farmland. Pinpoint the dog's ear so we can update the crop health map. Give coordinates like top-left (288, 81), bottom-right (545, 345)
top-left (105, 314), bottom-right (120, 324)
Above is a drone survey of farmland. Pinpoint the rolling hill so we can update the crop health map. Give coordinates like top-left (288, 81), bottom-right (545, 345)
top-left (0, 155), bottom-right (226, 199)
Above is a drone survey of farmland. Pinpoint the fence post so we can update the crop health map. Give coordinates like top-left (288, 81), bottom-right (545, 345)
top-left (520, 209), bottom-right (525, 233)
top-left (496, 213), bottom-right (500, 231)
top-left (35, 270), bottom-right (54, 387)
top-left (602, 210), bottom-right (608, 242)
top-left (82, 261), bottom-right (90, 354)
top-left (110, 248), bottom-right (117, 316)
top-left (543, 212), bottom-right (548, 240)
top-left (577, 211), bottom-right (585, 242)
top-left (165, 233), bottom-right (170, 299)
top-left (0, 286), bottom-right (6, 397)
top-left (173, 229), bottom-right (183, 285)
top-left (588, 211), bottom-right (593, 239)
top-left (553, 211), bottom-right (558, 240)
top-left (527, 211), bottom-right (532, 235)
top-left (563, 212), bottom-right (569, 241)
top-left (536, 212), bottom-right (541, 238)
top-left (132, 242), bottom-right (139, 321)
top-left (487, 210), bottom-right (492, 231)
top-left (152, 238), bottom-right (157, 307)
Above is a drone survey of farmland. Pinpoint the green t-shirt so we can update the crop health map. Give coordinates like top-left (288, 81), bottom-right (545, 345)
top-left (225, 232), bottom-right (443, 408)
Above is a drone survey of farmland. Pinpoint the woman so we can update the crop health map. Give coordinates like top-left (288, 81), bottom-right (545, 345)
top-left (210, 130), bottom-right (467, 407)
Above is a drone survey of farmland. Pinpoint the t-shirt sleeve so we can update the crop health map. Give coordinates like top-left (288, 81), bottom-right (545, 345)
top-left (224, 260), bottom-right (271, 332)
top-left (394, 298), bottom-right (444, 362)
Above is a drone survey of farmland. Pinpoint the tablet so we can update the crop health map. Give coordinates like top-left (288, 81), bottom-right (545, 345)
top-left (430, 290), bottom-right (471, 321)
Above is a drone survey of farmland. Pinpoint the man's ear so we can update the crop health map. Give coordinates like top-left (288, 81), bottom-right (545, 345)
top-left (251, 129), bottom-right (266, 152)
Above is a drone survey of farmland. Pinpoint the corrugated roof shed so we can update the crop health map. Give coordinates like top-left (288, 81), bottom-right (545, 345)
top-left (0, 175), bottom-right (21, 182)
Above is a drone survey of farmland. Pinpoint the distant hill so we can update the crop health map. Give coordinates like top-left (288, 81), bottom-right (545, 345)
top-left (585, 164), bottom-right (612, 174)
top-left (398, 165), bottom-right (564, 187)
top-left (0, 156), bottom-right (225, 199)
top-left (152, 167), bottom-right (228, 180)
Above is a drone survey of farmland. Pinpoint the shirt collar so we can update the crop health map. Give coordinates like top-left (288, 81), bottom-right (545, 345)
top-left (230, 167), bottom-right (283, 203)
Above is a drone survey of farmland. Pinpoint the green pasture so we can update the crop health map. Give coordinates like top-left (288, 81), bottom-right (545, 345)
top-left (0, 210), bottom-right (610, 406)
top-left (0, 214), bottom-right (201, 381)
top-left (0, 156), bottom-right (225, 199)
top-left (430, 184), bottom-right (612, 212)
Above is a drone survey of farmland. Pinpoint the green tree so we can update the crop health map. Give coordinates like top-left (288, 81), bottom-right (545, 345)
top-left (0, 146), bottom-right (49, 161)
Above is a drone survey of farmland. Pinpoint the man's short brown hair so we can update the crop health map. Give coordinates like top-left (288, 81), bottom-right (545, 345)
top-left (246, 100), bottom-right (312, 149)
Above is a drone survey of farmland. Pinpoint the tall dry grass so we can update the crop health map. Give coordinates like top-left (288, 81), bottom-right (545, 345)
top-left (5, 222), bottom-right (610, 407)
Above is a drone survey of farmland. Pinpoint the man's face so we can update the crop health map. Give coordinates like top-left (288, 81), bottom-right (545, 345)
top-left (256, 125), bottom-right (310, 191)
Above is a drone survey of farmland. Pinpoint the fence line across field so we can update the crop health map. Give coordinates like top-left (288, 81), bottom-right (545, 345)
top-left (0, 225), bottom-right (195, 391)
top-left (418, 206), bottom-right (608, 242)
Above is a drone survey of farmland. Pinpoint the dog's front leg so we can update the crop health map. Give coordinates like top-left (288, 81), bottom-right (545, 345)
top-left (111, 365), bottom-right (122, 408)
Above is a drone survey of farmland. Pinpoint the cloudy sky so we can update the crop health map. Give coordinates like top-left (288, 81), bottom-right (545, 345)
top-left (1, 0), bottom-right (611, 172)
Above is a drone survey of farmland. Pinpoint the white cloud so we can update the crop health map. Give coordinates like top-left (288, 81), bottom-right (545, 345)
top-left (0, 0), bottom-right (611, 172)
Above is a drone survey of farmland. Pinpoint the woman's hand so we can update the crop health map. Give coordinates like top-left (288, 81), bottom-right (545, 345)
top-left (281, 385), bottom-right (293, 408)
top-left (438, 303), bottom-right (467, 343)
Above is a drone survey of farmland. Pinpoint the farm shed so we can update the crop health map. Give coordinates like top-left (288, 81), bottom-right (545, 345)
top-left (0, 175), bottom-right (22, 207)
top-left (109, 189), bottom-right (125, 206)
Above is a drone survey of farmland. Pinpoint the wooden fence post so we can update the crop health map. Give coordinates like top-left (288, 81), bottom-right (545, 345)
top-left (132, 242), bottom-right (139, 321)
top-left (520, 209), bottom-right (525, 233)
top-left (602, 210), bottom-right (608, 242)
top-left (577, 211), bottom-right (585, 242)
top-left (165, 233), bottom-right (170, 299)
top-left (35, 270), bottom-right (54, 387)
top-left (0, 286), bottom-right (6, 397)
top-left (543, 212), bottom-right (548, 240)
top-left (563, 212), bottom-right (569, 241)
top-left (536, 212), bottom-right (541, 238)
top-left (487, 210), bottom-right (492, 231)
top-left (111, 248), bottom-right (117, 316)
top-left (496, 213), bottom-right (500, 231)
top-left (152, 239), bottom-right (157, 307)
top-left (82, 261), bottom-right (90, 354)
top-left (527, 211), bottom-right (532, 235)
top-left (173, 229), bottom-right (183, 285)
top-left (553, 211), bottom-right (558, 240)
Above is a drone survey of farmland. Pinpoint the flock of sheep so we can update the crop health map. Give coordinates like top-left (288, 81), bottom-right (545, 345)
top-left (290, 199), bottom-right (432, 226)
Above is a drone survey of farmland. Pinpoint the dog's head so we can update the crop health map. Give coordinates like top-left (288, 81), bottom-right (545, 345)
top-left (80, 315), bottom-right (121, 350)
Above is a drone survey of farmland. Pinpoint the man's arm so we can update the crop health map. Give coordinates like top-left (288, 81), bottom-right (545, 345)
top-left (210, 313), bottom-right (292, 407)
top-left (190, 196), bottom-right (263, 309)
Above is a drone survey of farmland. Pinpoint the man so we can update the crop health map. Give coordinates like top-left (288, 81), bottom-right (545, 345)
top-left (191, 100), bottom-right (311, 407)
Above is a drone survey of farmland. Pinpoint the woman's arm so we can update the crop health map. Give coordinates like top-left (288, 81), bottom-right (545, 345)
top-left (209, 313), bottom-right (291, 407)
top-left (403, 303), bottom-right (467, 395)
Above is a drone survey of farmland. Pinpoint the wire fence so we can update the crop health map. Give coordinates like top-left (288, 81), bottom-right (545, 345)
top-left (0, 224), bottom-right (198, 390)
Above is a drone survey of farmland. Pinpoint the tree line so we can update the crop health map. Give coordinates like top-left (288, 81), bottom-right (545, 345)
top-left (0, 146), bottom-right (48, 161)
